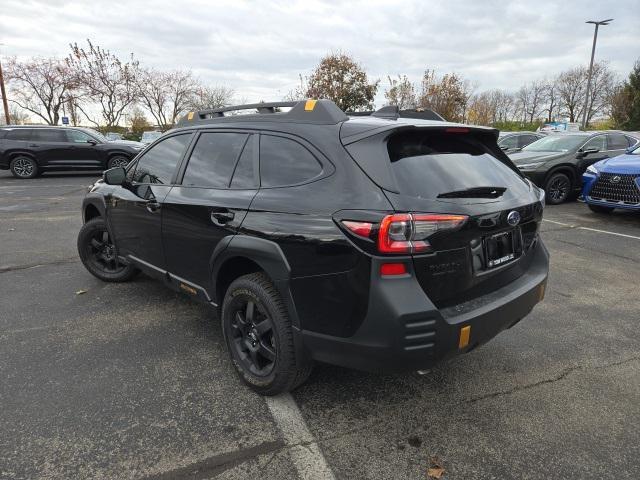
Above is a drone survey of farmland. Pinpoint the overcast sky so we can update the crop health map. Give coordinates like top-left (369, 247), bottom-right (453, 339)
top-left (2, 0), bottom-right (639, 106)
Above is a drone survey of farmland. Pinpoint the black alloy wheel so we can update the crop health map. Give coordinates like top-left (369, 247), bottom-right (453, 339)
top-left (229, 298), bottom-right (277, 377)
top-left (545, 172), bottom-right (571, 205)
top-left (222, 272), bottom-right (312, 395)
top-left (77, 217), bottom-right (138, 282)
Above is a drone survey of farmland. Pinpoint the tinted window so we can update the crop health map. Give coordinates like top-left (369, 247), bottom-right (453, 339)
top-left (260, 135), bottom-right (322, 187)
top-left (182, 133), bottom-right (247, 188)
top-left (5, 129), bottom-right (33, 141)
top-left (607, 134), bottom-right (629, 150)
top-left (523, 135), bottom-right (585, 152)
top-left (32, 129), bottom-right (66, 142)
top-left (66, 129), bottom-right (95, 143)
top-left (386, 130), bottom-right (522, 200)
top-left (583, 135), bottom-right (606, 151)
top-left (132, 134), bottom-right (192, 184)
top-left (230, 136), bottom-right (257, 189)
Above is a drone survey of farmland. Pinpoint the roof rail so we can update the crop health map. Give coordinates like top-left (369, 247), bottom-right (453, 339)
top-left (349, 105), bottom-right (445, 121)
top-left (177, 99), bottom-right (349, 127)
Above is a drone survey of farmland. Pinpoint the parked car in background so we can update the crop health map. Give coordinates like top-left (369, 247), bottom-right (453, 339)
top-left (77, 99), bottom-right (548, 395)
top-left (0, 126), bottom-right (144, 179)
top-left (498, 131), bottom-right (545, 153)
top-left (141, 130), bottom-right (163, 145)
top-left (581, 143), bottom-right (640, 213)
top-left (105, 132), bottom-right (123, 141)
top-left (508, 131), bottom-right (639, 204)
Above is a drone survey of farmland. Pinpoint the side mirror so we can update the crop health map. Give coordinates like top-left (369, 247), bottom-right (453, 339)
top-left (500, 145), bottom-right (509, 151)
top-left (103, 167), bottom-right (126, 185)
top-left (577, 147), bottom-right (599, 158)
top-left (87, 139), bottom-right (97, 145)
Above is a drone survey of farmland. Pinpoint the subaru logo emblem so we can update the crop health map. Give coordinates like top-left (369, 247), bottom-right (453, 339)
top-left (507, 210), bottom-right (521, 226)
top-left (610, 176), bottom-right (621, 184)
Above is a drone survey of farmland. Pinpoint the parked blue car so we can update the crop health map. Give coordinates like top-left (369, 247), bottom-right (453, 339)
top-left (582, 143), bottom-right (640, 213)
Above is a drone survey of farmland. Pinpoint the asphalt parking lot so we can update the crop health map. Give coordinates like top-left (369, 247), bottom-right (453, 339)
top-left (1, 170), bottom-right (639, 480)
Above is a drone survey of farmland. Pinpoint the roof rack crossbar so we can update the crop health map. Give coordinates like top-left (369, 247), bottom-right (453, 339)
top-left (196, 102), bottom-right (298, 119)
top-left (349, 106), bottom-right (445, 122)
top-left (178, 99), bottom-right (349, 126)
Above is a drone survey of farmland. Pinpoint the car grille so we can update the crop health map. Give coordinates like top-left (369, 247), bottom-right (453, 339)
top-left (590, 173), bottom-right (640, 205)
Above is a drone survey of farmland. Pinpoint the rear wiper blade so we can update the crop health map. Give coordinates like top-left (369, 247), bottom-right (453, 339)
top-left (437, 186), bottom-right (507, 199)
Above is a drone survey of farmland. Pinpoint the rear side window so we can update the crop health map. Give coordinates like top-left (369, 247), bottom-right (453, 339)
top-left (607, 134), bottom-right (629, 150)
top-left (182, 132), bottom-right (248, 188)
top-left (519, 135), bottom-right (539, 148)
top-left (386, 130), bottom-right (522, 199)
top-left (5, 129), bottom-right (33, 141)
top-left (260, 135), bottom-right (323, 187)
top-left (498, 135), bottom-right (518, 149)
top-left (230, 136), bottom-right (257, 189)
top-left (32, 129), bottom-right (66, 142)
top-left (0, 130), bottom-right (7, 139)
top-left (132, 133), bottom-right (192, 184)
top-left (625, 135), bottom-right (639, 148)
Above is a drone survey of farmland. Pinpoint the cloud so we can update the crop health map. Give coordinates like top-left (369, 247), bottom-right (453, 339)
top-left (1, 0), bottom-right (638, 105)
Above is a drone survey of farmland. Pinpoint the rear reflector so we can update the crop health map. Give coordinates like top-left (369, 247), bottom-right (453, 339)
top-left (380, 263), bottom-right (407, 276)
top-left (459, 325), bottom-right (471, 348)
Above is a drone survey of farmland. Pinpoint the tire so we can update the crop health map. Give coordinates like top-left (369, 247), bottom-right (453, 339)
top-left (107, 155), bottom-right (130, 169)
top-left (222, 272), bottom-right (312, 395)
top-left (10, 156), bottom-right (39, 179)
top-left (588, 204), bottom-right (614, 214)
top-left (77, 217), bottom-right (138, 282)
top-left (544, 172), bottom-right (572, 205)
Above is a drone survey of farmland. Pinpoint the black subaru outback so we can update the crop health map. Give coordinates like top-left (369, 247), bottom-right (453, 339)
top-left (77, 99), bottom-right (549, 395)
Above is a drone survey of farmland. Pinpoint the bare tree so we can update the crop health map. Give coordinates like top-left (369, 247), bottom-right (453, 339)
top-left (583, 62), bottom-right (616, 125)
top-left (305, 53), bottom-right (378, 112)
top-left (467, 91), bottom-right (495, 126)
top-left (66, 40), bottom-right (140, 128)
top-left (556, 67), bottom-right (587, 122)
top-left (282, 75), bottom-right (307, 102)
top-left (384, 75), bottom-right (416, 109)
top-left (137, 69), bottom-right (197, 129)
top-left (515, 80), bottom-right (546, 124)
top-left (187, 85), bottom-right (235, 111)
top-left (5, 57), bottom-right (75, 125)
top-left (543, 81), bottom-right (558, 122)
top-left (1, 106), bottom-right (31, 125)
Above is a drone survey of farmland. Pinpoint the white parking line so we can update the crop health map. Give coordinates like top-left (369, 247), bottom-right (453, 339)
top-left (264, 393), bottom-right (335, 480)
top-left (543, 219), bottom-right (640, 241)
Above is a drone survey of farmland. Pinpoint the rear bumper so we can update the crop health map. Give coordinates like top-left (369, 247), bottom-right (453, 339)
top-left (301, 239), bottom-right (549, 372)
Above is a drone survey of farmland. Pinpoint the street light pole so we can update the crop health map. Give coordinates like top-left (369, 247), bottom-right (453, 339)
top-left (581, 19), bottom-right (613, 130)
top-left (0, 44), bottom-right (10, 125)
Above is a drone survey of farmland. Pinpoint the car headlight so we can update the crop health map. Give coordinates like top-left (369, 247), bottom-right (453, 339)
top-left (586, 165), bottom-right (598, 174)
top-left (517, 161), bottom-right (545, 171)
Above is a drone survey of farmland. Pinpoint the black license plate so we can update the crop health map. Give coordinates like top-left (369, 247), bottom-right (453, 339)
top-left (484, 230), bottom-right (517, 268)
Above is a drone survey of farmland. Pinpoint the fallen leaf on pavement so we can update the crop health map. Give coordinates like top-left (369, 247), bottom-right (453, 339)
top-left (75, 289), bottom-right (87, 295)
top-left (427, 456), bottom-right (445, 479)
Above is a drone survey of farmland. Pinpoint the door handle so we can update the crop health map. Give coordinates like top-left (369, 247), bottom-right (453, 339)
top-left (28, 144), bottom-right (40, 147)
top-left (146, 201), bottom-right (161, 213)
top-left (211, 211), bottom-right (235, 225)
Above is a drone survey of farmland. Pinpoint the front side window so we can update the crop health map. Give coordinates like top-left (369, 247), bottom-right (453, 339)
top-left (32, 129), bottom-right (66, 142)
top-left (66, 130), bottom-right (94, 143)
top-left (582, 135), bottom-right (606, 151)
top-left (519, 135), bottom-right (540, 148)
top-left (259, 135), bottom-right (323, 187)
top-left (132, 134), bottom-right (192, 184)
top-left (182, 132), bottom-right (248, 188)
top-left (522, 135), bottom-right (586, 152)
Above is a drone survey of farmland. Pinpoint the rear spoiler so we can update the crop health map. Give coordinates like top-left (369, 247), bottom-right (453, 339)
top-left (348, 105), bottom-right (445, 121)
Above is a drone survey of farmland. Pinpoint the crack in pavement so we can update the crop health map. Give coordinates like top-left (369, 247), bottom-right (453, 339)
top-left (460, 355), bottom-right (640, 405)
top-left (0, 257), bottom-right (78, 273)
top-left (140, 439), bottom-right (286, 480)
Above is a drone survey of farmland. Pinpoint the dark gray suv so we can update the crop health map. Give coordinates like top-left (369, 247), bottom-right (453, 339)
top-left (508, 132), bottom-right (639, 204)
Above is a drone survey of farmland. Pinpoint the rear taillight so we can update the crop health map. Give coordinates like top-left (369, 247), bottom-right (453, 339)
top-left (378, 213), bottom-right (467, 254)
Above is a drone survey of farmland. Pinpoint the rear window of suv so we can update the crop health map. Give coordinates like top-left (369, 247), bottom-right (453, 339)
top-left (5, 129), bottom-right (33, 141)
top-left (386, 130), bottom-right (523, 199)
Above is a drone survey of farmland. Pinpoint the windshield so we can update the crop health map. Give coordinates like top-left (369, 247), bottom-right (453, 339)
top-left (81, 128), bottom-right (108, 142)
top-left (522, 135), bottom-right (586, 152)
top-left (142, 131), bottom-right (161, 141)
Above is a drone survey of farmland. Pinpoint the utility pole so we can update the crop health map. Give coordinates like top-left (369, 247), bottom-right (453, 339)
top-left (0, 46), bottom-right (10, 125)
top-left (581, 19), bottom-right (613, 130)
